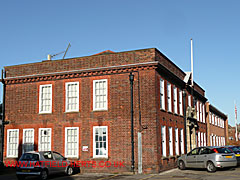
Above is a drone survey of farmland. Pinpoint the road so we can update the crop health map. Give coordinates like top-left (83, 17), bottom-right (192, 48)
top-left (1, 167), bottom-right (240, 180)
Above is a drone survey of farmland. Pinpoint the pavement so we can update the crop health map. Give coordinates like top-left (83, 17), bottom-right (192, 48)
top-left (1, 166), bottom-right (240, 180)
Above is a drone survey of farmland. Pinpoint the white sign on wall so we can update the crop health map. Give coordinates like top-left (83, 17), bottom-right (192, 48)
top-left (82, 146), bottom-right (88, 151)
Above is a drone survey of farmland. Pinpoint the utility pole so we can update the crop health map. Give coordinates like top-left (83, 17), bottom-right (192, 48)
top-left (129, 72), bottom-right (135, 173)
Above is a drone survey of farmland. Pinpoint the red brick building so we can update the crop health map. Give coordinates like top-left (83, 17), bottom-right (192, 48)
top-left (205, 103), bottom-right (228, 147)
top-left (1, 48), bottom-right (228, 173)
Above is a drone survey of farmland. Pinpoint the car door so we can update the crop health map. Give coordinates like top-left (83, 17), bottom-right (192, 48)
top-left (196, 147), bottom-right (209, 168)
top-left (53, 152), bottom-right (67, 173)
top-left (42, 151), bottom-right (55, 174)
top-left (185, 148), bottom-right (199, 168)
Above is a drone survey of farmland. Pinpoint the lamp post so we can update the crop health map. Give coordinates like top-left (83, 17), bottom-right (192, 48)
top-left (129, 72), bottom-right (135, 173)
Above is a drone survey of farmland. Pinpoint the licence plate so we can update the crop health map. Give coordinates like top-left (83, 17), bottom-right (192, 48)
top-left (22, 170), bottom-right (30, 172)
top-left (235, 154), bottom-right (240, 157)
top-left (225, 156), bottom-right (232, 158)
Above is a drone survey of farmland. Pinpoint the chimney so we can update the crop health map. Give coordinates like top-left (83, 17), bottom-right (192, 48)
top-left (47, 54), bottom-right (51, 60)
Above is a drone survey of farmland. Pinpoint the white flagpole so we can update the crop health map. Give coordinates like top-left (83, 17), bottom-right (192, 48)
top-left (191, 39), bottom-right (194, 87)
top-left (235, 101), bottom-right (238, 141)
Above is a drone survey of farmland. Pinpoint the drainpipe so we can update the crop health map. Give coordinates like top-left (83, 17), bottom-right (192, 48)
top-left (129, 72), bottom-right (135, 173)
top-left (183, 90), bottom-right (187, 153)
top-left (1, 69), bottom-right (8, 162)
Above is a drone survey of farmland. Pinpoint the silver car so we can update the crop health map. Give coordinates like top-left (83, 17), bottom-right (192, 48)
top-left (178, 146), bottom-right (237, 172)
top-left (16, 151), bottom-right (75, 180)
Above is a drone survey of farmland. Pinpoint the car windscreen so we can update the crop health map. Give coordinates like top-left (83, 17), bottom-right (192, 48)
top-left (229, 147), bottom-right (240, 153)
top-left (216, 148), bottom-right (232, 154)
top-left (20, 153), bottom-right (39, 161)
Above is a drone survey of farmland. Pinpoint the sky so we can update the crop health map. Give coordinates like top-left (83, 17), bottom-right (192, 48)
top-left (0, 0), bottom-right (239, 126)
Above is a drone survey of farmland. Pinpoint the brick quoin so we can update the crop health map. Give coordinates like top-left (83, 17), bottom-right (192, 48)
top-left (2, 48), bottom-right (228, 173)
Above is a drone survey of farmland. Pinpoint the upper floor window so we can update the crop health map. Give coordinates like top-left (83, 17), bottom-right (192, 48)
top-left (93, 79), bottom-right (108, 111)
top-left (179, 90), bottom-right (183, 115)
top-left (167, 82), bottom-right (172, 112)
top-left (160, 79), bottom-right (165, 110)
top-left (173, 86), bottom-right (177, 114)
top-left (65, 82), bottom-right (79, 112)
top-left (39, 84), bottom-right (52, 114)
top-left (196, 101), bottom-right (199, 121)
top-left (188, 95), bottom-right (191, 107)
top-left (209, 112), bottom-right (212, 124)
top-left (199, 102), bottom-right (202, 122)
top-left (7, 129), bottom-right (19, 158)
top-left (202, 104), bottom-right (205, 123)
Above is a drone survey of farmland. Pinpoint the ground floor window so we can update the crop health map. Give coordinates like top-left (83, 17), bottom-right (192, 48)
top-left (161, 126), bottom-right (166, 157)
top-left (23, 129), bottom-right (34, 153)
top-left (93, 126), bottom-right (108, 158)
top-left (175, 128), bottom-right (179, 155)
top-left (180, 129), bottom-right (184, 154)
top-left (38, 128), bottom-right (51, 151)
top-left (65, 127), bottom-right (79, 158)
top-left (7, 129), bottom-right (19, 158)
top-left (169, 127), bottom-right (173, 156)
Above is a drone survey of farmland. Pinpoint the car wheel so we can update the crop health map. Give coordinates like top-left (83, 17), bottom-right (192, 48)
top-left (39, 170), bottom-right (48, 180)
top-left (16, 175), bottom-right (25, 180)
top-left (207, 161), bottom-right (216, 173)
top-left (178, 160), bottom-right (186, 170)
top-left (67, 166), bottom-right (73, 176)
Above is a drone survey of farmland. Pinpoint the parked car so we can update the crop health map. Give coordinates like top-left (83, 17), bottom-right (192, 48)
top-left (178, 146), bottom-right (237, 172)
top-left (16, 151), bottom-right (75, 180)
top-left (226, 146), bottom-right (240, 165)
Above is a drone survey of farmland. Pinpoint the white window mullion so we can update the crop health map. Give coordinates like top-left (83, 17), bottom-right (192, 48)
top-left (179, 90), bottom-right (183, 115)
top-left (169, 127), bottom-right (173, 156)
top-left (161, 126), bottom-right (166, 157)
top-left (93, 126), bottom-right (108, 158)
top-left (93, 79), bottom-right (108, 111)
top-left (38, 128), bottom-right (51, 151)
top-left (180, 129), bottom-right (184, 154)
top-left (23, 129), bottom-right (34, 153)
top-left (167, 83), bottom-right (172, 112)
top-left (65, 82), bottom-right (79, 112)
top-left (173, 86), bottom-right (178, 114)
top-left (39, 84), bottom-right (52, 114)
top-left (160, 79), bottom-right (165, 110)
top-left (65, 127), bottom-right (79, 158)
top-left (175, 128), bottom-right (179, 155)
top-left (7, 129), bottom-right (19, 158)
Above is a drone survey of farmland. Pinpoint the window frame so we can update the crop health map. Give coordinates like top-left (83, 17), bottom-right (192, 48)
top-left (179, 89), bottom-right (183, 115)
top-left (65, 82), bottom-right (80, 112)
top-left (39, 84), bottom-right (52, 114)
top-left (22, 128), bottom-right (34, 153)
top-left (160, 78), bottom-right (165, 110)
top-left (173, 86), bottom-right (178, 114)
top-left (65, 127), bottom-right (79, 158)
top-left (167, 82), bottom-right (172, 112)
top-left (93, 79), bottom-right (108, 111)
top-left (161, 126), bottom-right (167, 157)
top-left (7, 129), bottom-right (19, 158)
top-left (175, 128), bottom-right (179, 155)
top-left (38, 128), bottom-right (52, 151)
top-left (169, 127), bottom-right (173, 156)
top-left (93, 126), bottom-right (108, 158)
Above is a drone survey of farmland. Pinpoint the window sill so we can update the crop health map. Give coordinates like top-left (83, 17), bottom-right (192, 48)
top-left (160, 108), bottom-right (166, 112)
top-left (92, 157), bottom-right (109, 160)
top-left (93, 109), bottom-right (108, 112)
top-left (39, 112), bottom-right (52, 115)
top-left (64, 111), bottom-right (80, 114)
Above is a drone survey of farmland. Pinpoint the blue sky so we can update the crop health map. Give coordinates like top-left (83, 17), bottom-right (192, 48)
top-left (0, 0), bottom-right (239, 126)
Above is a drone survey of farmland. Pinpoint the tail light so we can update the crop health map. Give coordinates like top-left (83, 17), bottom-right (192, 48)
top-left (213, 148), bottom-right (219, 153)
